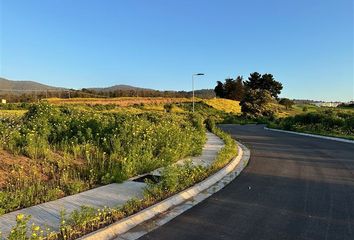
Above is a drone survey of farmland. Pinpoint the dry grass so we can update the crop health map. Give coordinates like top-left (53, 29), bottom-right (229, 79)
top-left (271, 103), bottom-right (319, 118)
top-left (142, 104), bottom-right (185, 113)
top-left (0, 110), bottom-right (27, 117)
top-left (45, 97), bottom-right (194, 106)
top-left (203, 98), bottom-right (241, 114)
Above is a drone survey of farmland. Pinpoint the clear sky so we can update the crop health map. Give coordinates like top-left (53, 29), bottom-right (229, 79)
top-left (0, 0), bottom-right (353, 101)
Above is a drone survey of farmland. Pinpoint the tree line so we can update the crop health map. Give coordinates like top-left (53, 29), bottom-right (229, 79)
top-left (0, 89), bottom-right (216, 103)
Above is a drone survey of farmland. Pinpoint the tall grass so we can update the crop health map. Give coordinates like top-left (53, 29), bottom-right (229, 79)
top-left (0, 103), bottom-right (206, 215)
top-left (3, 117), bottom-right (237, 240)
top-left (269, 110), bottom-right (354, 140)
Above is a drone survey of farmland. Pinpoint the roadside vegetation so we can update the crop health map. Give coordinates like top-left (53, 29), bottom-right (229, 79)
top-left (2, 116), bottom-right (237, 240)
top-left (269, 110), bottom-right (354, 140)
top-left (0, 103), bottom-right (206, 215)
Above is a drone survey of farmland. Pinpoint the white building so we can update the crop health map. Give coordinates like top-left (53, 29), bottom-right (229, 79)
top-left (313, 101), bottom-right (341, 107)
top-left (1, 99), bottom-right (6, 104)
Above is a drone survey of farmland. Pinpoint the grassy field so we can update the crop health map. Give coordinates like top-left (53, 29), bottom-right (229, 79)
top-left (0, 98), bottom-right (243, 215)
top-left (268, 103), bottom-right (319, 118)
top-left (203, 98), bottom-right (241, 114)
top-left (0, 98), bottom-right (243, 239)
top-left (45, 97), bottom-right (195, 106)
top-left (0, 106), bottom-right (237, 240)
top-left (0, 110), bottom-right (27, 117)
top-left (0, 103), bottom-right (207, 215)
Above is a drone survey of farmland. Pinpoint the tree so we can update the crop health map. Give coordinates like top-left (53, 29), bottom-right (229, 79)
top-left (214, 81), bottom-right (225, 98)
top-left (244, 72), bottom-right (262, 90)
top-left (214, 76), bottom-right (245, 101)
top-left (244, 72), bottom-right (283, 99)
top-left (224, 78), bottom-right (236, 100)
top-left (260, 74), bottom-right (283, 99)
top-left (240, 89), bottom-right (274, 118)
top-left (234, 76), bottom-right (245, 101)
top-left (279, 98), bottom-right (294, 110)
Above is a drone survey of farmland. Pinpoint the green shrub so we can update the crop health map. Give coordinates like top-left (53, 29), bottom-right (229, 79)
top-left (270, 111), bottom-right (354, 139)
top-left (163, 103), bottom-right (174, 112)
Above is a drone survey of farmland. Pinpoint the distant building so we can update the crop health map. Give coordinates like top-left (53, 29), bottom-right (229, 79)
top-left (1, 99), bottom-right (6, 104)
top-left (313, 101), bottom-right (342, 107)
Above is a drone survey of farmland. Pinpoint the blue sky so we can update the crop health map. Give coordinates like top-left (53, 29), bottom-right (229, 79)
top-left (0, 0), bottom-right (353, 101)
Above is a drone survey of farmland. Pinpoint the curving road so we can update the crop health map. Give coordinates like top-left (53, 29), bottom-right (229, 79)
top-left (139, 124), bottom-right (354, 240)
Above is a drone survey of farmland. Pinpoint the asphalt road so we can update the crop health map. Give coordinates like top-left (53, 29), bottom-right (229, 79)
top-left (139, 124), bottom-right (354, 240)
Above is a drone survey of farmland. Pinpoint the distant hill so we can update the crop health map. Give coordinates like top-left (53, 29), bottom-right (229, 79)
top-left (88, 84), bottom-right (152, 92)
top-left (0, 77), bottom-right (62, 91)
top-left (0, 77), bottom-right (216, 100)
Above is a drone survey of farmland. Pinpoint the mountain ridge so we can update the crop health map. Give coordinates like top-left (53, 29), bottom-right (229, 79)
top-left (87, 84), bottom-right (152, 92)
top-left (0, 77), bottom-right (63, 91)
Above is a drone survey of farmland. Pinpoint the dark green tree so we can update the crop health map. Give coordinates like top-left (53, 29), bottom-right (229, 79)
top-left (260, 74), bottom-right (283, 99)
top-left (279, 98), bottom-right (294, 110)
top-left (240, 89), bottom-right (274, 117)
top-left (244, 72), bottom-right (283, 99)
top-left (224, 78), bottom-right (236, 100)
top-left (244, 72), bottom-right (262, 90)
top-left (214, 81), bottom-right (225, 98)
top-left (234, 76), bottom-right (245, 101)
top-left (215, 76), bottom-right (245, 101)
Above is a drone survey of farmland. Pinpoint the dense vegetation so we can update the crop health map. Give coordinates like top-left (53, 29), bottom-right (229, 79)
top-left (3, 116), bottom-right (238, 240)
top-left (0, 104), bottom-right (206, 215)
top-left (269, 110), bottom-right (354, 140)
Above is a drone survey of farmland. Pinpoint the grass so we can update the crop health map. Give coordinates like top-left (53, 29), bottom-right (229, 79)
top-left (44, 97), bottom-right (196, 106)
top-left (268, 109), bottom-right (354, 140)
top-left (0, 103), bottom-right (206, 215)
top-left (3, 117), bottom-right (238, 240)
top-left (267, 103), bottom-right (319, 118)
top-left (0, 110), bottom-right (27, 118)
top-left (203, 98), bottom-right (241, 114)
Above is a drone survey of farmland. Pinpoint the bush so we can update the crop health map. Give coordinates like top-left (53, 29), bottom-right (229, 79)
top-left (163, 103), bottom-right (174, 112)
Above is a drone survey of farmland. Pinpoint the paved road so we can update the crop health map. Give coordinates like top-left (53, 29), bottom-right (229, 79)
top-left (139, 124), bottom-right (354, 240)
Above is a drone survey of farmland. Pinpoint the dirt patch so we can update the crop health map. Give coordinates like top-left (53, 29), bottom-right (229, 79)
top-left (0, 150), bottom-right (42, 188)
top-left (0, 149), bottom-right (87, 189)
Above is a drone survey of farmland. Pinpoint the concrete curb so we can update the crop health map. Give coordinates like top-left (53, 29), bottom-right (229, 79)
top-left (264, 127), bottom-right (354, 144)
top-left (81, 141), bottom-right (249, 240)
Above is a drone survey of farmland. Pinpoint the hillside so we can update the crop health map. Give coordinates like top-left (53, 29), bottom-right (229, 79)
top-left (204, 98), bottom-right (241, 114)
top-left (0, 77), bottom-right (62, 91)
top-left (88, 84), bottom-right (152, 92)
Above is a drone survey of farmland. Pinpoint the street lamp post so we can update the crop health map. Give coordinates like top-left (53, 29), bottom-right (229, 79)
top-left (192, 73), bottom-right (205, 113)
